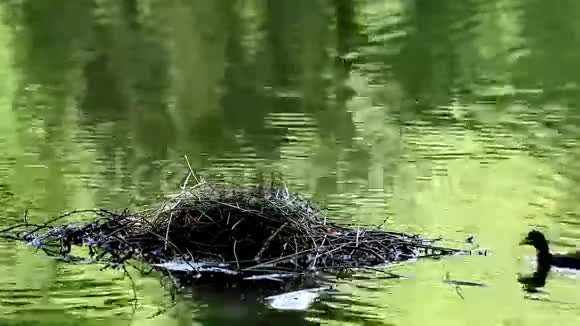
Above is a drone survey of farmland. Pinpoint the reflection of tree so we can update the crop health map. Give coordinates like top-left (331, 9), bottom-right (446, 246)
top-left (391, 0), bottom-right (480, 117)
top-left (221, 0), bottom-right (358, 159)
top-left (513, 0), bottom-right (580, 141)
top-left (5, 0), bottom-right (379, 198)
top-left (516, 0), bottom-right (580, 91)
top-left (6, 0), bottom-right (95, 212)
top-left (220, 0), bottom-right (286, 161)
top-left (513, 0), bottom-right (580, 221)
top-left (326, 0), bottom-right (359, 146)
top-left (12, 0), bottom-right (580, 197)
top-left (14, 0), bottom-right (580, 211)
top-left (79, 0), bottom-right (175, 201)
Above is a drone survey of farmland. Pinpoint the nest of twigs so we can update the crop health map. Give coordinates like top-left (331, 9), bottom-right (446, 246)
top-left (0, 177), bottom-right (474, 288)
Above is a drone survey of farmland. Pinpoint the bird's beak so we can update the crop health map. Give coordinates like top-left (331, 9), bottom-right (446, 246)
top-left (519, 238), bottom-right (532, 245)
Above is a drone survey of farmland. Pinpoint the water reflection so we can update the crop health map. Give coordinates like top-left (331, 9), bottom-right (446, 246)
top-left (1, 0), bottom-right (580, 324)
top-left (148, 279), bottom-right (393, 325)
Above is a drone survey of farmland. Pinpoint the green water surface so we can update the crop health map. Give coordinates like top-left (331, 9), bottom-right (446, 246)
top-left (0, 0), bottom-right (579, 325)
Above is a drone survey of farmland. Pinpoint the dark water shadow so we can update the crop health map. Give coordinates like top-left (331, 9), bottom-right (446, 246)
top-left (147, 274), bottom-right (393, 325)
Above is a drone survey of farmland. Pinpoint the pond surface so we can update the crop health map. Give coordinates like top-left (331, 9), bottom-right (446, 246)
top-left (1, 0), bottom-right (580, 325)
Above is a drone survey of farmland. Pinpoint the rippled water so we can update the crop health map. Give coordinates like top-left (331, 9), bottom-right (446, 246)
top-left (1, 0), bottom-right (580, 325)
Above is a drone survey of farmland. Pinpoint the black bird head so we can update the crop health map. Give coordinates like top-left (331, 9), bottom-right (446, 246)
top-left (520, 230), bottom-right (549, 252)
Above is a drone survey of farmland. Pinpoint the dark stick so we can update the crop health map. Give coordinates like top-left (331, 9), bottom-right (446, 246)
top-left (254, 222), bottom-right (287, 262)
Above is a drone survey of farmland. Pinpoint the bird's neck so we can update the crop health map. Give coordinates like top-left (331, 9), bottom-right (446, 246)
top-left (533, 238), bottom-right (550, 255)
top-left (536, 248), bottom-right (552, 272)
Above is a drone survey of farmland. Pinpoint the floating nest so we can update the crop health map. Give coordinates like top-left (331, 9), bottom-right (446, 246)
top-left (0, 177), bottom-right (478, 288)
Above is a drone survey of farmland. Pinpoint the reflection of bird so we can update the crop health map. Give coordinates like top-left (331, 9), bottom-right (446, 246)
top-left (518, 230), bottom-right (580, 292)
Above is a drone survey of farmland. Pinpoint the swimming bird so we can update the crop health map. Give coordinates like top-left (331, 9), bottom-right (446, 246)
top-left (519, 230), bottom-right (580, 270)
